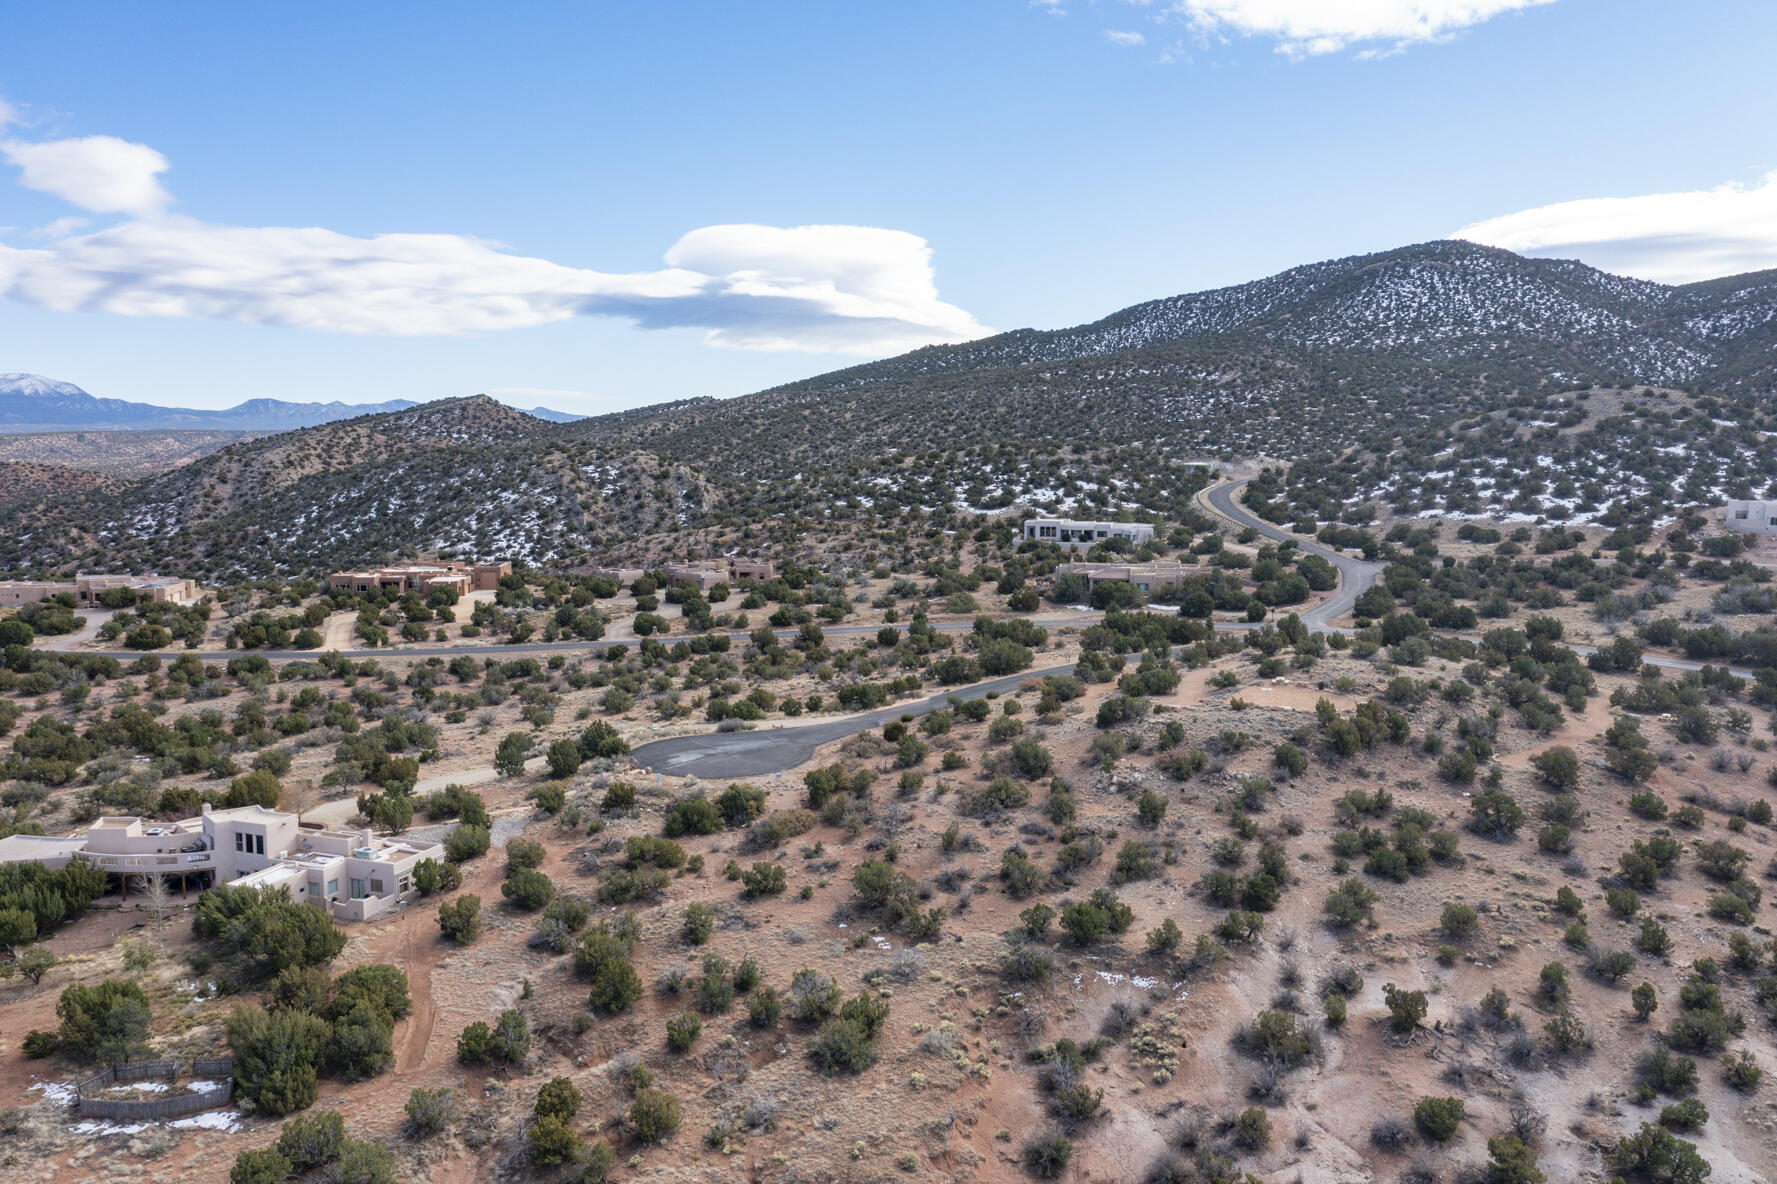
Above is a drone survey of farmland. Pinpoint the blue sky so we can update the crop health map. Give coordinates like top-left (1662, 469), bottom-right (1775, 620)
top-left (2, 1), bottom-right (1775, 414)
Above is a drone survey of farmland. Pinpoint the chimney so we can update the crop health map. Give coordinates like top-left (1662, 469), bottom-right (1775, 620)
top-left (361, 827), bottom-right (373, 848)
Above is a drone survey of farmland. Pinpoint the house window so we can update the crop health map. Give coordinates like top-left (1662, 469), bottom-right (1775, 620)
top-left (1737, 509), bottom-right (1750, 519)
top-left (370, 878), bottom-right (385, 894)
top-left (350, 878), bottom-right (367, 899)
top-left (326, 879), bottom-right (339, 896)
top-left (235, 833), bottom-right (245, 852)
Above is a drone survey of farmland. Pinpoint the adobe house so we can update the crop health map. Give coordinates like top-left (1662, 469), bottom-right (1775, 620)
top-left (328, 559), bottom-right (510, 596)
top-left (0, 573), bottom-right (202, 607)
top-left (0, 803), bottom-right (444, 922)
top-left (1057, 561), bottom-right (1190, 596)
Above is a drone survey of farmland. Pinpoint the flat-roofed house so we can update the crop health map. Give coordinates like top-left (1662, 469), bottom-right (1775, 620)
top-left (1058, 561), bottom-right (1191, 596)
top-left (1023, 518), bottom-right (1155, 550)
top-left (0, 802), bottom-right (443, 922)
top-left (1725, 500), bottom-right (1777, 533)
top-left (0, 573), bottom-right (202, 607)
top-left (328, 559), bottom-right (507, 597)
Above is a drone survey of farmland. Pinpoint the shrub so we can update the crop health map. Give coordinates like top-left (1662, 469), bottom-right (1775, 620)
top-left (326, 999), bottom-right (395, 1080)
top-left (745, 808), bottom-right (817, 850)
top-left (228, 1004), bottom-right (328, 1116)
top-left (682, 902), bottom-right (717, 945)
top-left (666, 1011), bottom-right (703, 1052)
top-left (444, 823), bottom-right (491, 863)
top-left (789, 968), bottom-right (842, 1023)
top-left (502, 868), bottom-right (554, 911)
top-left (231, 1148), bottom-right (295, 1184)
top-left (404, 1086), bottom-right (456, 1136)
top-left (54, 978), bottom-right (152, 1063)
top-left (1413, 1096), bottom-right (1464, 1143)
top-left (329, 1139), bottom-right (394, 1184)
top-left (630, 1088), bottom-right (682, 1143)
top-left (748, 986), bottom-right (783, 1027)
top-left (1723, 1049), bottom-right (1762, 1093)
top-left (1440, 902), bottom-right (1478, 941)
top-left (1230, 1106), bottom-right (1270, 1149)
top-left (1383, 984), bottom-right (1427, 1034)
top-left (1245, 1008), bottom-right (1314, 1066)
top-left (1485, 1133), bottom-right (1545, 1184)
top-left (1323, 878), bottom-right (1377, 928)
top-left (1022, 1129), bottom-right (1074, 1179)
top-left (529, 1114), bottom-right (582, 1166)
top-left (1469, 791), bottom-right (1524, 839)
top-left (740, 862), bottom-right (787, 898)
top-left (1530, 746), bottom-right (1581, 790)
top-left (811, 1016), bottom-right (879, 1073)
top-left (664, 795), bottom-right (723, 837)
top-left (491, 1008), bottom-right (530, 1062)
top-left (1609, 1122), bottom-right (1709, 1184)
top-left (1658, 1097), bottom-right (1708, 1132)
top-left (277, 1109), bottom-right (345, 1171)
top-left (1059, 890), bottom-right (1134, 946)
top-left (437, 895), bottom-right (482, 944)
top-left (535, 1076), bottom-right (582, 1123)
top-left (577, 927), bottom-right (643, 1013)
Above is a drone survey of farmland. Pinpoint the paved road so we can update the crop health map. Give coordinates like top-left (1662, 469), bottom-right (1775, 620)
top-left (1204, 480), bottom-right (1385, 628)
top-left (39, 609), bottom-right (116, 651)
top-left (72, 617), bottom-right (1112, 665)
top-left (630, 662), bottom-right (1080, 779)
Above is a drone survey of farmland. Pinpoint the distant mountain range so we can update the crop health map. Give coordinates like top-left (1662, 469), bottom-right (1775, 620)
top-left (0, 373), bottom-right (583, 431)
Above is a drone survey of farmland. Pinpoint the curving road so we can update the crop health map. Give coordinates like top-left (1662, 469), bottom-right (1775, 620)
top-left (1204, 481), bottom-right (1385, 628)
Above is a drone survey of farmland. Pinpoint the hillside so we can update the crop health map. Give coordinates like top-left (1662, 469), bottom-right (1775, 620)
top-left (0, 396), bottom-right (720, 578)
top-left (0, 429), bottom-right (267, 476)
top-left (574, 241), bottom-right (1777, 526)
top-left (0, 461), bottom-right (122, 505)
top-left (6, 240), bottom-right (1777, 578)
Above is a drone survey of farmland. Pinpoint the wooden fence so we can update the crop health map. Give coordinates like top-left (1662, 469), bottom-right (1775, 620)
top-left (72, 1057), bottom-right (235, 1121)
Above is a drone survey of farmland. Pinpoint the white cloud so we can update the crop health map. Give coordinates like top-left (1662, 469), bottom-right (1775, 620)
top-left (1456, 172), bottom-right (1777, 285)
top-left (1163, 0), bottom-right (1556, 56)
top-left (28, 216), bottom-right (90, 240)
top-left (0, 115), bottom-right (989, 356)
top-left (1105, 29), bottom-right (1148, 45)
top-left (2, 134), bottom-right (171, 215)
top-left (0, 97), bottom-right (16, 132)
top-left (0, 217), bottom-right (987, 353)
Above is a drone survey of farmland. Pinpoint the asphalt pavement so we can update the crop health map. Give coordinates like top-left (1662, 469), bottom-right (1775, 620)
top-left (629, 662), bottom-right (1077, 780)
top-left (1204, 481), bottom-right (1385, 627)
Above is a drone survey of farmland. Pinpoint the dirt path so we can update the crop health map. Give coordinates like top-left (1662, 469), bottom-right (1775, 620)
top-left (396, 917), bottom-right (436, 1073)
top-left (1499, 689), bottom-right (1613, 768)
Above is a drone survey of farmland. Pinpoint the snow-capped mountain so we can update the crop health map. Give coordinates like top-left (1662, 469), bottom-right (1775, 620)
top-left (0, 375), bottom-right (585, 431)
top-left (0, 374), bottom-right (423, 431)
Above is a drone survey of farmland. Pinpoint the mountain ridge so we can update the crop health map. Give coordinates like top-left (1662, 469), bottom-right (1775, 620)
top-left (0, 374), bottom-right (585, 431)
top-left (3, 239), bottom-right (1774, 578)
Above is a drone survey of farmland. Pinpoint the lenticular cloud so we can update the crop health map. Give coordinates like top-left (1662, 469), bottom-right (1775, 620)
top-left (0, 129), bottom-right (989, 355)
top-left (1456, 172), bottom-right (1777, 285)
